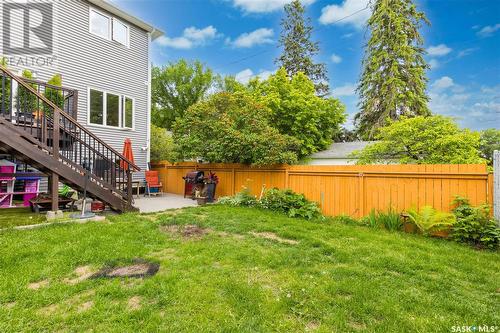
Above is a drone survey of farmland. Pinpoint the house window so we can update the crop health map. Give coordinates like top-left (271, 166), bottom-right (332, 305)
top-left (89, 8), bottom-right (129, 46)
top-left (123, 97), bottom-right (133, 129)
top-left (89, 88), bottom-right (134, 129)
top-left (89, 89), bottom-right (104, 125)
top-left (89, 9), bottom-right (110, 39)
top-left (113, 18), bottom-right (129, 46)
top-left (106, 93), bottom-right (120, 127)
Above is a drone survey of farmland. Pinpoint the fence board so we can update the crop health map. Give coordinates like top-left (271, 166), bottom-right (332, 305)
top-left (151, 162), bottom-right (492, 218)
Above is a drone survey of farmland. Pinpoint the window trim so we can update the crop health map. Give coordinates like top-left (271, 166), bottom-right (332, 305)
top-left (87, 87), bottom-right (134, 131)
top-left (89, 7), bottom-right (111, 40)
top-left (112, 17), bottom-right (130, 47)
top-left (122, 95), bottom-right (135, 129)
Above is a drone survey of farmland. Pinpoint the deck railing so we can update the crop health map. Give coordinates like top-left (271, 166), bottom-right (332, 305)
top-left (0, 67), bottom-right (139, 207)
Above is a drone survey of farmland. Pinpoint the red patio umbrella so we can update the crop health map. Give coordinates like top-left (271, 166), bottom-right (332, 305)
top-left (120, 138), bottom-right (135, 171)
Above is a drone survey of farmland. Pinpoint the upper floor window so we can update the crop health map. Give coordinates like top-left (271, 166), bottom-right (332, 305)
top-left (113, 18), bottom-right (129, 46)
top-left (89, 8), bottom-right (129, 47)
top-left (89, 9), bottom-right (110, 39)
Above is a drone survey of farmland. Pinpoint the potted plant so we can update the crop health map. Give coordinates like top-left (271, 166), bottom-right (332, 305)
top-left (204, 172), bottom-right (219, 203)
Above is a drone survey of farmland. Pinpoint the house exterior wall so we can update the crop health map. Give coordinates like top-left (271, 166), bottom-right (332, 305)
top-left (0, 0), bottom-right (151, 179)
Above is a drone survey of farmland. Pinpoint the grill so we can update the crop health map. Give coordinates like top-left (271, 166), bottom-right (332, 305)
top-left (183, 171), bottom-right (205, 198)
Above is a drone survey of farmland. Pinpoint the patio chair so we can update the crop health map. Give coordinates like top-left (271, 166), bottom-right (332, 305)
top-left (145, 171), bottom-right (163, 197)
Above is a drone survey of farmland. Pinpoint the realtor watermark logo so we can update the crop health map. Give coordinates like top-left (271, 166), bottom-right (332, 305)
top-left (2, 1), bottom-right (56, 67)
top-left (451, 325), bottom-right (499, 332)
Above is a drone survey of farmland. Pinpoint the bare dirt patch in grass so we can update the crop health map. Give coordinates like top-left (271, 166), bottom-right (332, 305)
top-left (3, 301), bottom-right (16, 309)
top-left (250, 232), bottom-right (298, 245)
top-left (160, 224), bottom-right (209, 239)
top-left (28, 279), bottom-right (49, 290)
top-left (127, 296), bottom-right (142, 311)
top-left (305, 321), bottom-right (320, 331)
top-left (92, 259), bottom-right (159, 279)
top-left (348, 320), bottom-right (367, 331)
top-left (64, 265), bottom-right (96, 285)
top-left (77, 301), bottom-right (93, 313)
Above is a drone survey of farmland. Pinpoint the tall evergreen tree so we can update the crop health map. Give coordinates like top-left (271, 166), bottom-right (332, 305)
top-left (355, 0), bottom-right (431, 139)
top-left (276, 0), bottom-right (329, 96)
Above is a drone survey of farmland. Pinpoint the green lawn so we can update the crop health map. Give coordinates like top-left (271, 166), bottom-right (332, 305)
top-left (0, 206), bottom-right (498, 332)
top-left (0, 207), bottom-right (47, 228)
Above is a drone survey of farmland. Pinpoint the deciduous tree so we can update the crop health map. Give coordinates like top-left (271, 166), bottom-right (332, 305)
top-left (352, 116), bottom-right (485, 165)
top-left (152, 60), bottom-right (216, 129)
top-left (173, 92), bottom-right (300, 165)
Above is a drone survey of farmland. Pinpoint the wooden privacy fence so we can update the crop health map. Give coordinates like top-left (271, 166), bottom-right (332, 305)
top-left (150, 162), bottom-right (493, 218)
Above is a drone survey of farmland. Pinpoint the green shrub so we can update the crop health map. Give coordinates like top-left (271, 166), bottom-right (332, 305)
top-left (451, 196), bottom-right (499, 250)
top-left (217, 188), bottom-right (258, 207)
top-left (259, 188), bottom-right (322, 220)
top-left (407, 206), bottom-right (456, 235)
top-left (218, 188), bottom-right (322, 220)
top-left (361, 208), bottom-right (402, 231)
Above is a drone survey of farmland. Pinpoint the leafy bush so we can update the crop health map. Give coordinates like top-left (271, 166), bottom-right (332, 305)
top-left (407, 206), bottom-right (456, 235)
top-left (173, 92), bottom-right (300, 165)
top-left (259, 188), bottom-right (322, 220)
top-left (451, 196), bottom-right (499, 250)
top-left (361, 208), bottom-right (402, 231)
top-left (150, 124), bottom-right (176, 162)
top-left (219, 188), bottom-right (321, 220)
top-left (217, 188), bottom-right (258, 207)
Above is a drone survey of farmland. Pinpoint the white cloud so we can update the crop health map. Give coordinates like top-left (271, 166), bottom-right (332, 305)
top-left (477, 23), bottom-right (500, 37)
top-left (331, 83), bottom-right (357, 97)
top-left (231, 0), bottom-right (315, 13)
top-left (228, 28), bottom-right (274, 48)
top-left (457, 48), bottom-right (478, 58)
top-left (156, 25), bottom-right (219, 49)
top-left (427, 44), bottom-right (452, 57)
top-left (235, 68), bottom-right (275, 84)
top-left (319, 0), bottom-right (371, 29)
top-left (428, 59), bottom-right (440, 69)
top-left (431, 76), bottom-right (454, 90)
top-left (330, 53), bottom-right (342, 64)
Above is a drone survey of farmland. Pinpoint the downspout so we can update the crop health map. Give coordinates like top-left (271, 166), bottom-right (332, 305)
top-left (146, 31), bottom-right (153, 168)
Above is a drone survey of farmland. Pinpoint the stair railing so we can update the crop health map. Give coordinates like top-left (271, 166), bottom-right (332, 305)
top-left (0, 66), bottom-right (139, 208)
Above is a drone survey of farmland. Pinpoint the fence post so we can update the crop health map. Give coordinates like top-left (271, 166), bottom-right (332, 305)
top-left (231, 167), bottom-right (236, 195)
top-left (358, 173), bottom-right (365, 218)
top-left (494, 150), bottom-right (500, 223)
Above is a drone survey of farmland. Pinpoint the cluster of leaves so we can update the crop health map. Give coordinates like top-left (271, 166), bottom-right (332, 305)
top-left (152, 60), bottom-right (216, 130)
top-left (352, 116), bottom-right (486, 165)
top-left (217, 188), bottom-right (258, 207)
top-left (451, 196), bottom-right (499, 250)
top-left (247, 69), bottom-right (346, 159)
top-left (219, 188), bottom-right (322, 220)
top-left (479, 129), bottom-right (500, 166)
top-left (173, 92), bottom-right (300, 165)
top-left (259, 188), bottom-right (322, 219)
top-left (407, 206), bottom-right (456, 235)
top-left (361, 208), bottom-right (403, 231)
top-left (150, 124), bottom-right (176, 162)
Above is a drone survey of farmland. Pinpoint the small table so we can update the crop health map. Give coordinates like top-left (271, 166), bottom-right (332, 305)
top-left (29, 196), bottom-right (76, 213)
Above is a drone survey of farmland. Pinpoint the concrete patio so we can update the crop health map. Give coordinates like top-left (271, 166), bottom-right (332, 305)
top-left (134, 193), bottom-right (198, 213)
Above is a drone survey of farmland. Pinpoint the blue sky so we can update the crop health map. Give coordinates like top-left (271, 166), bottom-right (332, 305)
top-left (113, 0), bottom-right (499, 131)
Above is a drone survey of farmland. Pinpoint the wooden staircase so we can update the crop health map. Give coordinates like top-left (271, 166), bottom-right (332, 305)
top-left (0, 67), bottom-right (139, 212)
